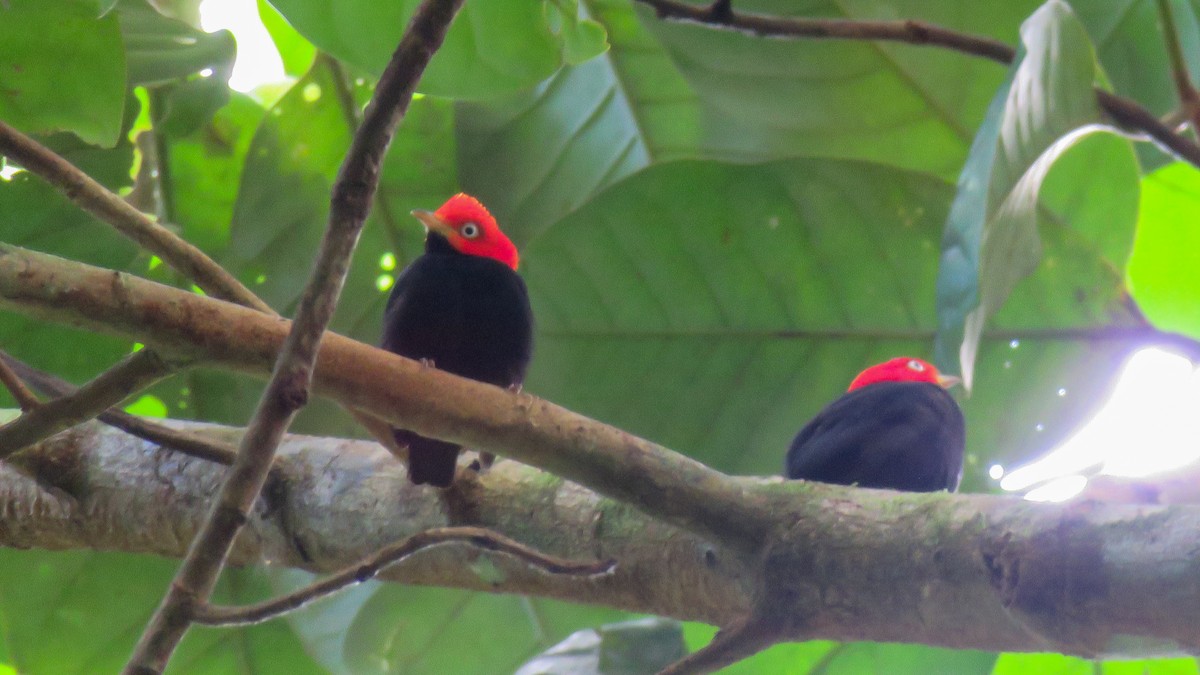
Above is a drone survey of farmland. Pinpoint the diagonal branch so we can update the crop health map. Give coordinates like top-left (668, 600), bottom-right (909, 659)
top-left (0, 350), bottom-right (239, 467)
top-left (0, 120), bottom-right (273, 314)
top-left (0, 349), bottom-right (178, 460)
top-left (633, 0), bottom-right (1200, 168)
top-left (194, 527), bottom-right (615, 626)
top-left (123, 0), bottom-right (467, 672)
top-left (0, 355), bottom-right (39, 411)
top-left (658, 615), bottom-right (777, 675)
top-left (1156, 0), bottom-right (1200, 133)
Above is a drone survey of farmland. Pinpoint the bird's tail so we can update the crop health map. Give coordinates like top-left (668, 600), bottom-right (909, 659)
top-left (393, 428), bottom-right (460, 487)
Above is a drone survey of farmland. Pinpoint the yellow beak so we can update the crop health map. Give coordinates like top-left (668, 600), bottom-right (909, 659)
top-left (411, 209), bottom-right (454, 238)
top-left (936, 373), bottom-right (962, 389)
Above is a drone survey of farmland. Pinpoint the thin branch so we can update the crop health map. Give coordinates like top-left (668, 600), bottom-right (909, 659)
top-left (194, 527), bottom-right (615, 626)
top-left (0, 351), bottom-right (238, 467)
top-left (1156, 0), bottom-right (1200, 133)
top-left (637, 0), bottom-right (1015, 62)
top-left (146, 88), bottom-right (179, 224)
top-left (0, 350), bottom-right (177, 460)
top-left (123, 1), bottom-right (467, 672)
top-left (0, 120), bottom-right (272, 314)
top-left (658, 616), bottom-right (777, 675)
top-left (0, 356), bottom-right (40, 411)
top-left (633, 0), bottom-right (1200, 169)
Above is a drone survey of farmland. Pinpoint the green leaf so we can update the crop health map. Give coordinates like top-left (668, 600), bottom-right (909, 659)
top-left (167, 92), bottom-right (266, 253)
top-left (268, 569), bottom-right (626, 674)
top-left (118, 0), bottom-right (236, 86)
top-left (264, 0), bottom-right (568, 99)
top-left (641, 0), bottom-right (1042, 176)
top-left (933, 0), bottom-right (1120, 387)
top-left (457, 0), bottom-right (703, 240)
top-left (515, 617), bottom-right (685, 674)
top-left (993, 653), bottom-right (1200, 675)
top-left (258, 0), bottom-right (316, 77)
top-left (0, 550), bottom-right (323, 674)
top-left (1127, 163), bottom-right (1200, 339)
top-left (683, 626), bottom-right (997, 675)
top-left (0, 0), bottom-right (126, 147)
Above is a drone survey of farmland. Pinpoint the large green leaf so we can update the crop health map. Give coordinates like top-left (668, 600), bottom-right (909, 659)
top-left (934, 0), bottom-right (1124, 387)
top-left (522, 154), bottom-right (1137, 486)
top-left (0, 549), bottom-right (323, 674)
top-left (118, 0), bottom-right (236, 87)
top-left (263, 0), bottom-right (583, 100)
top-left (0, 0), bottom-right (126, 147)
top-left (268, 570), bottom-right (624, 674)
top-left (641, 0), bottom-right (1042, 177)
top-left (1127, 162), bottom-right (1200, 339)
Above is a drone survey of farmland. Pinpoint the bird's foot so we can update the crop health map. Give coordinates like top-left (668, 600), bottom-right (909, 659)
top-left (468, 452), bottom-right (496, 474)
top-left (507, 383), bottom-right (523, 394)
top-left (419, 357), bottom-right (436, 370)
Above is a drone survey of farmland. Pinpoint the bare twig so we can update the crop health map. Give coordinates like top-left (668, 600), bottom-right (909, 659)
top-left (637, 0), bottom-right (1015, 62)
top-left (0, 356), bottom-right (39, 411)
top-left (1157, 0), bottom-right (1200, 133)
top-left (657, 615), bottom-right (777, 674)
top-left (0, 351), bottom-right (238, 467)
top-left (634, 0), bottom-right (1200, 168)
top-left (0, 120), bottom-right (272, 313)
top-left (123, 1), bottom-right (466, 672)
top-left (195, 527), bottom-right (615, 626)
top-left (0, 350), bottom-right (177, 459)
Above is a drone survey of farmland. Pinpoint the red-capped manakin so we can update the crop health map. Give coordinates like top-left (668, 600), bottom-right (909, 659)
top-left (785, 357), bottom-right (965, 492)
top-left (381, 194), bottom-right (534, 487)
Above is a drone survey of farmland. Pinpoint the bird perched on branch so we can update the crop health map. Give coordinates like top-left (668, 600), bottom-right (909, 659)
top-left (785, 357), bottom-right (964, 492)
top-left (381, 194), bottom-right (533, 487)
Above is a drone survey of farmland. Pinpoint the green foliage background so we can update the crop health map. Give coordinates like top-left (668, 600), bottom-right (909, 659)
top-left (1, 0), bottom-right (1199, 672)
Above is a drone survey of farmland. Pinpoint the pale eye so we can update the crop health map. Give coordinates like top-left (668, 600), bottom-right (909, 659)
top-left (907, 359), bottom-right (925, 372)
top-left (460, 223), bottom-right (480, 239)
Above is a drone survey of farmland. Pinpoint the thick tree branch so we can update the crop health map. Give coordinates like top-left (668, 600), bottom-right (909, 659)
top-left (195, 527), bottom-right (615, 626)
top-left (0, 243), bottom-right (772, 551)
top-left (124, 0), bottom-right (467, 671)
top-left (0, 349), bottom-right (177, 459)
top-left (0, 120), bottom-right (272, 313)
top-left (633, 0), bottom-right (1200, 168)
top-left (4, 418), bottom-right (1200, 658)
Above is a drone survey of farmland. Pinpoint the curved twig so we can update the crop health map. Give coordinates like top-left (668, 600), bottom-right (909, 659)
top-left (195, 527), bottom-right (615, 626)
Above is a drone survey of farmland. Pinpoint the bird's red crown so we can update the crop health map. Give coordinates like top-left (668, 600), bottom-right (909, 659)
top-left (429, 193), bottom-right (519, 270)
top-left (847, 357), bottom-right (955, 391)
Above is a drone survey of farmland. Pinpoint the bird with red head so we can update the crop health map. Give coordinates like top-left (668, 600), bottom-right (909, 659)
top-left (381, 194), bottom-right (533, 487)
top-left (785, 357), bottom-right (965, 492)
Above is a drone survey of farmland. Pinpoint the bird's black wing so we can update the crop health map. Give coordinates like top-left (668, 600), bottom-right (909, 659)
top-left (785, 382), bottom-right (964, 492)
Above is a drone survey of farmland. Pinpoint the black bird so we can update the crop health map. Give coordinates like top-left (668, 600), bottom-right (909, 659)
top-left (381, 193), bottom-right (533, 487)
top-left (785, 357), bottom-right (965, 492)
